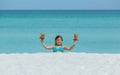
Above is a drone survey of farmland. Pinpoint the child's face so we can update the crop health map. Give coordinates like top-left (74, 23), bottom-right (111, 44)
top-left (56, 37), bottom-right (62, 46)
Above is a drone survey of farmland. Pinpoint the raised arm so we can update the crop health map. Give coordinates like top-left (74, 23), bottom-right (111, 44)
top-left (41, 40), bottom-right (53, 49)
top-left (63, 34), bottom-right (78, 50)
top-left (63, 41), bottom-right (76, 50)
top-left (40, 33), bottom-right (53, 50)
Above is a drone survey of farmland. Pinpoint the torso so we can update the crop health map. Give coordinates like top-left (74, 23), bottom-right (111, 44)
top-left (53, 46), bottom-right (64, 52)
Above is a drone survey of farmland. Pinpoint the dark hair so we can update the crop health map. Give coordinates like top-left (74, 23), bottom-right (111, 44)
top-left (55, 35), bottom-right (63, 46)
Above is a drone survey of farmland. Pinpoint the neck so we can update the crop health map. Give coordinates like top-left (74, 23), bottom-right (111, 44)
top-left (56, 45), bottom-right (61, 46)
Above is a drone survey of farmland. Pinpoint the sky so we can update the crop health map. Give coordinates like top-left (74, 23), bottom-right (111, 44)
top-left (0, 0), bottom-right (120, 10)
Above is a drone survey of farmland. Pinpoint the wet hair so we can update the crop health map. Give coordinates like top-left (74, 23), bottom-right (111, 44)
top-left (55, 35), bottom-right (63, 46)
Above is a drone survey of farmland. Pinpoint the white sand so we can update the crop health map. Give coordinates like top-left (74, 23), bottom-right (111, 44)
top-left (0, 53), bottom-right (120, 75)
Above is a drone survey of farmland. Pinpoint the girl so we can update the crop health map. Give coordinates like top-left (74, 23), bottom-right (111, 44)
top-left (40, 33), bottom-right (78, 52)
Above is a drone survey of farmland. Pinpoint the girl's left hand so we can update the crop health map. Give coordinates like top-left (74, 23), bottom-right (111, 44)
top-left (73, 34), bottom-right (78, 42)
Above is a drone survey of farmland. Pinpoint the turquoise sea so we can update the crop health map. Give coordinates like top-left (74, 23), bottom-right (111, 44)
top-left (0, 10), bottom-right (120, 53)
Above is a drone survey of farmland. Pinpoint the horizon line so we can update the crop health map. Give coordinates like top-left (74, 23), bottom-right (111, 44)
top-left (0, 9), bottom-right (120, 11)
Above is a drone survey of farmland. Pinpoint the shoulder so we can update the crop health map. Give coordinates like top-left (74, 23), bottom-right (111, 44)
top-left (51, 45), bottom-right (55, 48)
top-left (48, 45), bottom-right (54, 49)
top-left (62, 46), bottom-right (70, 50)
top-left (62, 46), bottom-right (67, 48)
top-left (51, 45), bottom-right (54, 48)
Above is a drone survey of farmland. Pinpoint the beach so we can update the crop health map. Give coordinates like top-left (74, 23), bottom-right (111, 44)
top-left (0, 53), bottom-right (120, 75)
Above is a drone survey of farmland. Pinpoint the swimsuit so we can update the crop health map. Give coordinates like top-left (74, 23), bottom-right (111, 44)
top-left (53, 46), bottom-right (64, 52)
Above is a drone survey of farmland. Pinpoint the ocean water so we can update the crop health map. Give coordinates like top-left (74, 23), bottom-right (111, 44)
top-left (0, 10), bottom-right (120, 53)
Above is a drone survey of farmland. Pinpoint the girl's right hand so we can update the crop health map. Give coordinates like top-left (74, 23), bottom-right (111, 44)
top-left (40, 33), bottom-right (45, 41)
